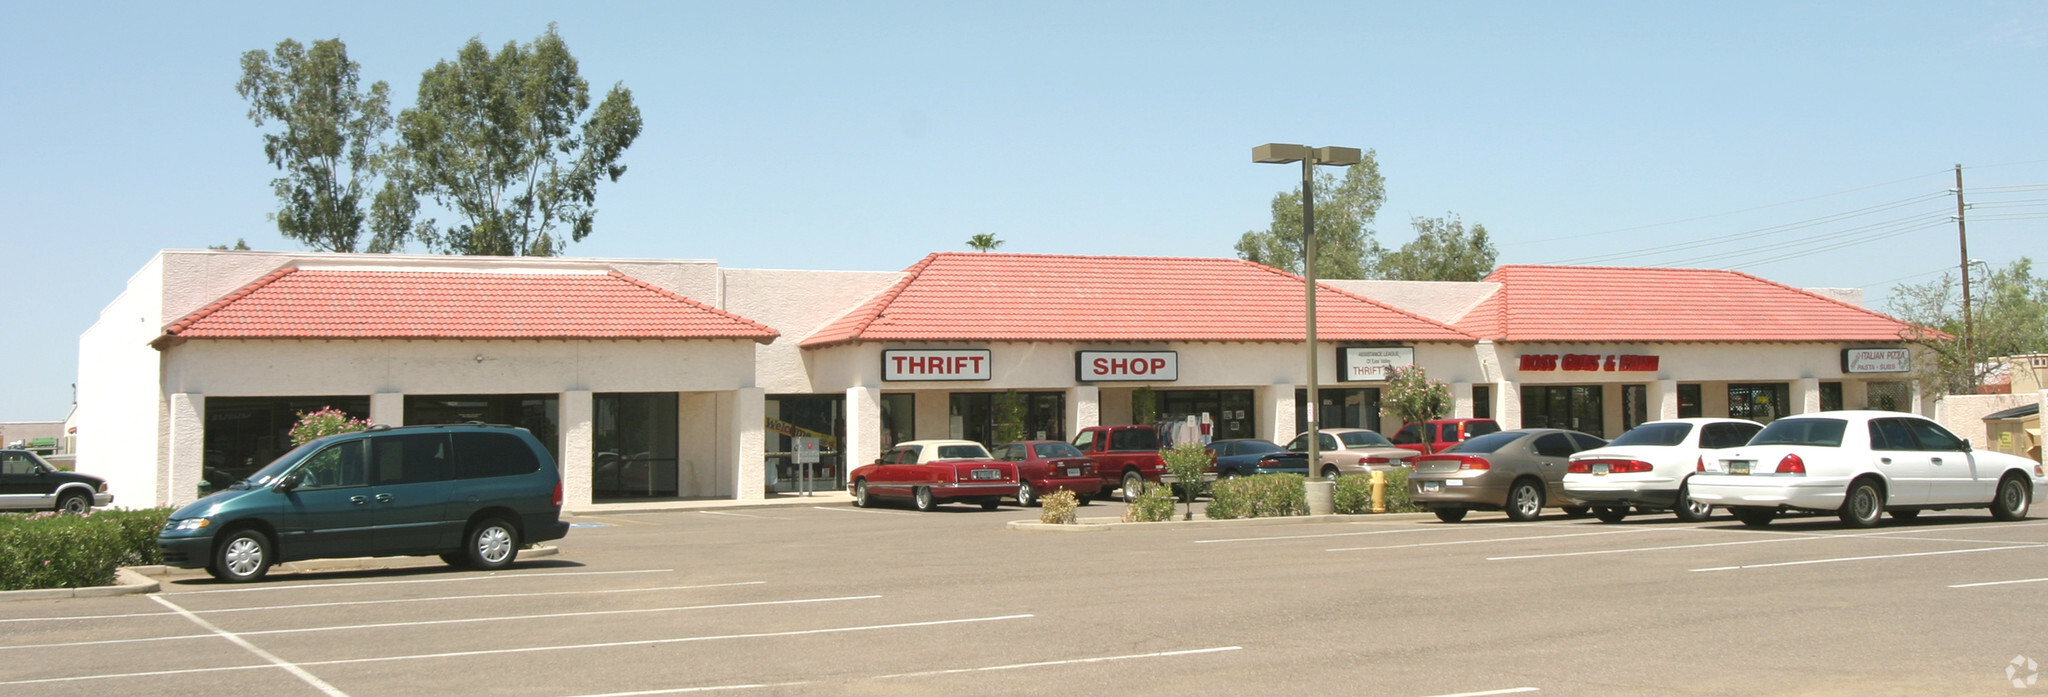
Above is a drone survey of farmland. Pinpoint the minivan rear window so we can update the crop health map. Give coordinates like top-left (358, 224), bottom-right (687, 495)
top-left (1749, 418), bottom-right (1847, 447)
top-left (453, 432), bottom-right (542, 479)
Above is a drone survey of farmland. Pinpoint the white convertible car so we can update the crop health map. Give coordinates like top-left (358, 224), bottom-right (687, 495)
top-left (1688, 411), bottom-right (2047, 528)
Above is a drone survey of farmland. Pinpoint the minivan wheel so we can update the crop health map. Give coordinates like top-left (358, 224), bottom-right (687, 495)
top-left (913, 487), bottom-right (936, 512)
top-left (1838, 480), bottom-right (1885, 528)
top-left (210, 529), bottom-right (272, 583)
top-left (1505, 480), bottom-right (1544, 521)
top-left (1992, 474), bottom-right (2032, 521)
top-left (56, 492), bottom-right (90, 515)
top-left (1433, 507), bottom-right (1468, 523)
top-left (465, 518), bottom-right (520, 570)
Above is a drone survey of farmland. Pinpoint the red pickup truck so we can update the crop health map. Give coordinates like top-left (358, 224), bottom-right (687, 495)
top-left (1071, 425), bottom-right (1168, 498)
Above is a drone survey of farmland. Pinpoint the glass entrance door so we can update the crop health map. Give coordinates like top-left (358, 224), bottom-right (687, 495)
top-left (766, 395), bottom-right (844, 494)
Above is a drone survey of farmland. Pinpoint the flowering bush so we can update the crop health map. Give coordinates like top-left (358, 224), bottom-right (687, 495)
top-left (289, 407), bottom-right (373, 446)
top-left (1038, 489), bottom-right (1079, 524)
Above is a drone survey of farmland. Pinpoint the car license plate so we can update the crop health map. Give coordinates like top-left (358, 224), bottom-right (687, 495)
top-left (1065, 467), bottom-right (1081, 477)
top-left (1591, 463), bottom-right (1610, 475)
top-left (1422, 481), bottom-right (1443, 493)
top-left (971, 469), bottom-right (1001, 480)
top-left (1729, 461), bottom-right (1751, 476)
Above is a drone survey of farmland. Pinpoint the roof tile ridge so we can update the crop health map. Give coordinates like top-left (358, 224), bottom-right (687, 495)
top-left (800, 253), bottom-right (940, 347)
top-left (940, 251), bottom-right (1258, 264)
top-left (1228, 259), bottom-right (1476, 341)
top-left (605, 270), bottom-right (781, 341)
top-left (161, 265), bottom-right (300, 338)
top-left (1716, 268), bottom-right (1914, 327)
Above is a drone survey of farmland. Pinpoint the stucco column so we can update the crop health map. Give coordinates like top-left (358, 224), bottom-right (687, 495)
top-left (1910, 381), bottom-right (1927, 416)
top-left (1498, 381), bottom-right (1522, 430)
top-left (1792, 378), bottom-right (1821, 415)
top-left (167, 393), bottom-right (204, 507)
top-left (1649, 380), bottom-right (1678, 421)
top-left (1066, 385), bottom-right (1100, 435)
top-left (1262, 382), bottom-right (1297, 443)
top-left (734, 387), bottom-right (767, 500)
top-left (845, 386), bottom-right (882, 470)
top-left (560, 390), bottom-right (594, 508)
top-left (1451, 382), bottom-right (1475, 419)
top-left (370, 392), bottom-right (404, 428)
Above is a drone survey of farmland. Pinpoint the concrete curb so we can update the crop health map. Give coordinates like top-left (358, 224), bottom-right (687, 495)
top-left (0, 545), bottom-right (561, 600)
top-left (1008, 511), bottom-right (1436, 532)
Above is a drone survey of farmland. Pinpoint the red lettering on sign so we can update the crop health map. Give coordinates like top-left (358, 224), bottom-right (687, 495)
top-left (1562, 354), bottom-right (1601, 371)
top-left (1519, 354), bottom-right (1558, 371)
top-left (1150, 358), bottom-right (1167, 374)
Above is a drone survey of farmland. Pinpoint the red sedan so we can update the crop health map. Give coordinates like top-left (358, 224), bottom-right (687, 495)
top-left (993, 440), bottom-right (1099, 506)
top-left (849, 440), bottom-right (1017, 511)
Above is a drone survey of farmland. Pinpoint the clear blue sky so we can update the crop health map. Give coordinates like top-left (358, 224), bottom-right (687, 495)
top-left (5, 2), bottom-right (2045, 422)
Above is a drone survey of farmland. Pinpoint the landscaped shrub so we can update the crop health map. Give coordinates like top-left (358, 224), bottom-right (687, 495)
top-left (96, 507), bottom-right (175, 565)
top-left (0, 512), bottom-right (127, 590)
top-left (1039, 489), bottom-right (1079, 524)
top-left (1205, 474), bottom-right (1308, 519)
top-left (1333, 474), bottom-right (1375, 514)
top-left (1381, 467), bottom-right (1419, 513)
top-left (1161, 443), bottom-right (1210, 521)
top-left (1122, 481), bottom-right (1176, 522)
top-left (289, 406), bottom-right (372, 446)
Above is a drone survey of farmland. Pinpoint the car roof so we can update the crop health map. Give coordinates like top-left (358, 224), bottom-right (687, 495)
top-left (1773, 410), bottom-right (1925, 422)
top-left (1638, 418), bottom-right (1760, 426)
top-left (896, 439), bottom-right (986, 448)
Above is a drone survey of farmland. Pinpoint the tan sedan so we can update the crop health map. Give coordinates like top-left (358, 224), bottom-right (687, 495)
top-left (1284, 428), bottom-right (1418, 480)
top-left (1409, 428), bottom-right (1607, 522)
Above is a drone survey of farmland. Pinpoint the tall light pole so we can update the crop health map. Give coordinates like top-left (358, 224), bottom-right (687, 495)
top-left (1255, 143), bottom-right (1361, 514)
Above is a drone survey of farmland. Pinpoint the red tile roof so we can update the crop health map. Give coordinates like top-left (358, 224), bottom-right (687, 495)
top-left (800, 253), bottom-right (1473, 347)
top-left (1453, 265), bottom-right (1919, 342)
top-left (154, 267), bottom-right (779, 347)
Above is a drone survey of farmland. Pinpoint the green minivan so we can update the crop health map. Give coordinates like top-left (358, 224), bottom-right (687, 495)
top-left (158, 424), bottom-right (570, 582)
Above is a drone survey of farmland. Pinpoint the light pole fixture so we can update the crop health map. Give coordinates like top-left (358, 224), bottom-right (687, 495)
top-left (1254, 143), bottom-right (1361, 512)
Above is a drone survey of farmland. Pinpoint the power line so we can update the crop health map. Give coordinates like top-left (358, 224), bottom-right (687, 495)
top-left (1503, 167), bottom-right (1954, 247)
top-left (1543, 192), bottom-right (1949, 265)
top-left (1684, 217), bottom-right (1949, 268)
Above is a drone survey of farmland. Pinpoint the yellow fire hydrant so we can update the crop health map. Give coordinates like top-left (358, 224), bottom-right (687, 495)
top-left (1369, 469), bottom-right (1387, 514)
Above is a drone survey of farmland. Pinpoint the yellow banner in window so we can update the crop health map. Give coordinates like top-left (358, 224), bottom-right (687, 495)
top-left (766, 417), bottom-right (838, 449)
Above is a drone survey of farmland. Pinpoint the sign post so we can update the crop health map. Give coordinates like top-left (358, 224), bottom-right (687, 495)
top-left (793, 437), bottom-right (820, 496)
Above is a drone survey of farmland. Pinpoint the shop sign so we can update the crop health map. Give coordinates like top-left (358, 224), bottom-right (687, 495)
top-left (1338, 346), bottom-right (1414, 381)
top-left (1842, 348), bottom-right (1910, 374)
top-left (1518, 353), bottom-right (1660, 372)
top-left (882, 349), bottom-right (991, 381)
top-left (1076, 350), bottom-right (1178, 382)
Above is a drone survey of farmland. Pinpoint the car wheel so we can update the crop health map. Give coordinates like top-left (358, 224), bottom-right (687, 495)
top-left (1673, 485), bottom-right (1713, 522)
top-left (209, 529), bottom-right (272, 583)
top-left (1505, 480), bottom-right (1544, 521)
top-left (1888, 509), bottom-right (1922, 522)
top-left (1594, 506), bottom-right (1630, 523)
top-left (1560, 506), bottom-right (1591, 518)
top-left (1433, 507), bottom-right (1468, 523)
top-left (1837, 479), bottom-right (1885, 528)
top-left (1221, 470), bottom-right (1241, 480)
top-left (465, 518), bottom-right (521, 570)
top-left (1121, 471), bottom-right (1144, 498)
top-left (913, 487), bottom-right (936, 512)
top-left (1017, 480), bottom-right (1038, 507)
top-left (1992, 473), bottom-right (2033, 521)
top-left (1321, 466), bottom-right (1340, 481)
top-left (56, 491), bottom-right (91, 515)
top-left (1731, 506), bottom-right (1775, 528)
top-left (853, 480), bottom-right (871, 508)
top-left (980, 500), bottom-right (1000, 511)
top-left (1076, 495), bottom-right (1093, 506)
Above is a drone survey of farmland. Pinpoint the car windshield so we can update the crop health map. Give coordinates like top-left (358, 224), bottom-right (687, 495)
top-left (1606, 423), bottom-right (1693, 448)
top-left (1749, 418), bottom-right (1847, 447)
top-left (237, 440), bottom-right (321, 488)
top-left (1444, 431), bottom-right (1523, 454)
top-left (1234, 440), bottom-right (1285, 454)
top-left (1339, 431), bottom-right (1393, 448)
top-left (934, 444), bottom-right (991, 460)
top-left (1033, 442), bottom-right (1084, 458)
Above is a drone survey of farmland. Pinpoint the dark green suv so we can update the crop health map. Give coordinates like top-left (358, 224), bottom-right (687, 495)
top-left (158, 424), bottom-right (569, 582)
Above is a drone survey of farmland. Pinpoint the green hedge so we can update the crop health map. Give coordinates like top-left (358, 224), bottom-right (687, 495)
top-left (1206, 474), bottom-right (1309, 519)
top-left (0, 508), bottom-right (173, 591)
top-left (1332, 471), bottom-right (1421, 514)
top-left (1122, 482), bottom-right (1177, 522)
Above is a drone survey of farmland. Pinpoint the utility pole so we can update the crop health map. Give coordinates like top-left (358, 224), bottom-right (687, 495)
top-left (1954, 164), bottom-right (1974, 387)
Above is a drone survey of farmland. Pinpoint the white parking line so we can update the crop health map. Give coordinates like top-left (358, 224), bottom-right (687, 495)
top-left (1691, 544), bottom-right (2048, 572)
top-left (1198, 522), bottom-right (1592, 545)
top-left (0, 614), bottom-right (1036, 687)
top-left (698, 511), bottom-right (787, 520)
top-left (872, 646), bottom-right (1242, 679)
top-left (2, 595), bottom-right (882, 651)
top-left (0, 581), bottom-right (767, 624)
top-left (149, 596), bottom-right (351, 697)
top-left (1950, 577), bottom-right (2048, 588)
top-left (1328, 529), bottom-right (1651, 552)
top-left (174, 568), bottom-right (673, 594)
top-left (812, 505), bottom-right (919, 516)
top-left (1419, 688), bottom-right (1540, 697)
top-left (561, 682), bottom-right (808, 696)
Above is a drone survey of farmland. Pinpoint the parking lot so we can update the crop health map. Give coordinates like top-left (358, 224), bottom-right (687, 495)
top-left (3, 503), bottom-right (2046, 696)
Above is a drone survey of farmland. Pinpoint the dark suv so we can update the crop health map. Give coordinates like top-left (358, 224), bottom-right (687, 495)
top-left (157, 424), bottom-right (569, 582)
top-left (0, 449), bottom-right (112, 514)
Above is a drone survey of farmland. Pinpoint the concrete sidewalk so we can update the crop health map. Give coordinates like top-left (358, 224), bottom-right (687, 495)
top-left (566, 490), bottom-right (855, 515)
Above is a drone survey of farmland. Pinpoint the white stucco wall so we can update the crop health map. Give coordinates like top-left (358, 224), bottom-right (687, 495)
top-left (718, 268), bottom-right (904, 395)
top-left (801, 341), bottom-right (1480, 393)
top-left (160, 339), bottom-right (758, 397)
top-left (76, 254), bottom-right (168, 508)
top-left (1935, 393), bottom-right (2037, 450)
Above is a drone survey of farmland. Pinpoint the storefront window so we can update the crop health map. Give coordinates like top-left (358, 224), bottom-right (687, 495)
top-left (1820, 382), bottom-right (1844, 412)
top-left (1156, 390), bottom-right (1256, 441)
top-left (1294, 388), bottom-right (1381, 435)
top-left (405, 394), bottom-right (559, 461)
top-left (766, 395), bottom-right (844, 494)
top-left (1623, 385), bottom-right (1648, 431)
top-left (203, 396), bottom-right (371, 494)
top-left (1677, 384), bottom-right (1703, 419)
top-left (1727, 383), bottom-right (1791, 424)
top-left (593, 393), bottom-right (678, 500)
top-left (881, 393), bottom-right (915, 448)
top-left (1866, 381), bottom-right (1910, 412)
top-left (1521, 385), bottom-right (1605, 437)
top-left (1473, 385), bottom-right (1493, 420)
top-left (948, 392), bottom-right (1065, 447)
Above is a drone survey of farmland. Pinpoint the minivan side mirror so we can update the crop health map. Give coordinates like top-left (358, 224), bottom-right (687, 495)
top-left (274, 473), bottom-right (302, 493)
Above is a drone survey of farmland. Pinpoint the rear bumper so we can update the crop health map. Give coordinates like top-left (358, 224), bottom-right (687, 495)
top-left (931, 483), bottom-right (1016, 499)
top-left (1685, 475), bottom-right (1851, 510)
top-left (1562, 477), bottom-right (1682, 508)
top-left (526, 518), bottom-right (570, 544)
top-left (1032, 475), bottom-right (1105, 493)
top-left (1410, 476), bottom-right (1510, 508)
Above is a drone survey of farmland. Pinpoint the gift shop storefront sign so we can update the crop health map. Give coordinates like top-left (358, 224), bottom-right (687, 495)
top-left (1518, 353), bottom-right (1661, 372)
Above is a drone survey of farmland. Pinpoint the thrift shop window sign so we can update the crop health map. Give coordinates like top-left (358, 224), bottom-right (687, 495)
top-left (1842, 348), bottom-right (1910, 374)
top-left (1518, 354), bottom-right (1661, 372)
top-left (883, 349), bottom-right (992, 382)
top-left (1339, 346), bottom-right (1415, 382)
top-left (1076, 350), bottom-right (1179, 382)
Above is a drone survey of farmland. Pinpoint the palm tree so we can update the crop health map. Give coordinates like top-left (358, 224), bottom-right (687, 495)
top-left (966, 233), bottom-right (1004, 252)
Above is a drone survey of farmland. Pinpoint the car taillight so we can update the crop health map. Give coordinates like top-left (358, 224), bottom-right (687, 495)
top-left (552, 481), bottom-right (563, 508)
top-left (1360, 456), bottom-right (1397, 465)
top-left (1696, 456), bottom-right (1705, 472)
top-left (1568, 462), bottom-right (1590, 474)
top-left (1777, 454), bottom-right (1806, 475)
top-left (1567, 459), bottom-right (1652, 474)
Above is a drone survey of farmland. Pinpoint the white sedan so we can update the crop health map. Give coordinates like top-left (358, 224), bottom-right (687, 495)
top-left (1688, 410), bottom-right (2047, 528)
top-left (1562, 418), bottom-right (1762, 523)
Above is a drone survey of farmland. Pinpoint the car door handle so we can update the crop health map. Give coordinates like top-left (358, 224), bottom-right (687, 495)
top-left (1880, 457), bottom-right (1892, 464)
top-left (1930, 457), bottom-right (1943, 465)
top-left (375, 493), bottom-right (395, 503)
top-left (350, 496), bottom-right (368, 505)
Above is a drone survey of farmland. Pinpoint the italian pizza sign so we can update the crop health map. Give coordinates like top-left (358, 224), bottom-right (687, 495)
top-left (1842, 348), bottom-right (1910, 374)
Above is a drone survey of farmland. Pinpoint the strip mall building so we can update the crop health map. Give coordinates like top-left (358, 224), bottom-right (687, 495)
top-left (78, 250), bottom-right (1926, 509)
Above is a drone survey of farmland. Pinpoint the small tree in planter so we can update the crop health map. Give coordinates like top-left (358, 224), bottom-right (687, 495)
top-left (1131, 386), bottom-right (1158, 426)
top-left (993, 389), bottom-right (1027, 445)
top-left (289, 407), bottom-right (373, 446)
top-left (1160, 443), bottom-right (1211, 521)
top-left (1383, 365), bottom-right (1452, 452)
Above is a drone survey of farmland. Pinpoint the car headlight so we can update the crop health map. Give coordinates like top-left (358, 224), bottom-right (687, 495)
top-left (172, 518), bottom-right (212, 531)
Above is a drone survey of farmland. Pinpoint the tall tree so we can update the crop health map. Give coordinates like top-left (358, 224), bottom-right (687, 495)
top-left (1887, 258), bottom-right (2048, 396)
top-left (385, 24), bottom-right (643, 257)
top-left (1374, 214), bottom-right (1498, 281)
top-left (237, 38), bottom-right (392, 253)
top-left (1234, 152), bottom-right (1386, 279)
top-left (966, 233), bottom-right (1005, 252)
